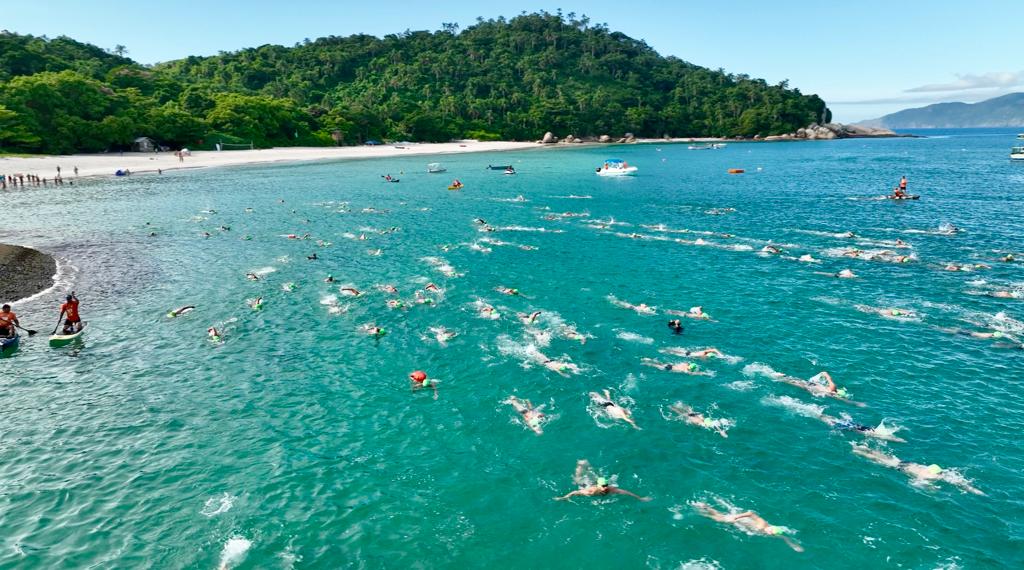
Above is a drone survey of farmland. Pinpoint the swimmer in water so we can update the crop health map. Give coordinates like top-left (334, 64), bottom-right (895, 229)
top-left (835, 268), bottom-right (857, 278)
top-left (507, 395), bottom-right (545, 435)
top-left (674, 306), bottom-right (710, 320)
top-left (850, 443), bottom-right (983, 495)
top-left (817, 413), bottom-right (905, 442)
top-left (245, 272), bottom-right (260, 281)
top-left (409, 370), bottom-right (438, 399)
top-left (761, 245), bottom-right (782, 255)
top-left (1000, 253), bottom-right (1016, 263)
top-left (495, 286), bottom-right (521, 296)
top-left (670, 402), bottom-right (729, 437)
top-left (989, 290), bottom-right (1022, 299)
top-left (424, 283), bottom-right (442, 293)
top-left (610, 296), bottom-right (657, 315)
top-left (559, 325), bottom-right (587, 344)
top-left (660, 347), bottom-right (725, 360)
top-left (518, 311), bottom-right (542, 326)
top-left (247, 297), bottom-right (263, 310)
top-left (640, 357), bottom-right (713, 376)
top-left (167, 305), bottom-right (195, 318)
top-left (534, 351), bottom-right (580, 377)
top-left (554, 460), bottom-right (650, 501)
top-left (855, 304), bottom-right (918, 320)
top-left (386, 299), bottom-right (406, 310)
top-left (359, 323), bottom-right (387, 338)
top-left (324, 275), bottom-right (335, 283)
top-left (692, 502), bottom-right (804, 552)
top-left (477, 303), bottom-right (500, 319)
top-left (207, 327), bottom-right (222, 343)
top-left (377, 284), bottom-right (398, 294)
top-left (936, 326), bottom-right (1014, 342)
top-left (307, 253), bottom-right (318, 260)
top-left (340, 287), bottom-right (362, 297)
top-left (589, 389), bottom-right (639, 429)
top-left (668, 319), bottom-right (684, 334)
top-left (428, 326), bottom-right (457, 345)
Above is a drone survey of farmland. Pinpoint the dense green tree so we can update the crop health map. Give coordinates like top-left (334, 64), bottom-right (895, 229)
top-left (0, 13), bottom-right (830, 154)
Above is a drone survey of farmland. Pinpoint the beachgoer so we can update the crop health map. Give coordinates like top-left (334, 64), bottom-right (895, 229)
top-left (693, 502), bottom-right (804, 552)
top-left (409, 370), bottom-right (438, 399)
top-left (589, 389), bottom-right (639, 429)
top-left (670, 402), bottom-right (729, 437)
top-left (554, 460), bottom-right (650, 501)
top-left (56, 292), bottom-right (82, 334)
top-left (850, 443), bottom-right (983, 494)
top-left (0, 304), bottom-right (19, 338)
top-left (507, 395), bottom-right (545, 435)
top-left (898, 176), bottom-right (907, 195)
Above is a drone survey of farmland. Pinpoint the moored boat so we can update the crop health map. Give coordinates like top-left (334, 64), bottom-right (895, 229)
top-left (1012, 146), bottom-right (1024, 160)
top-left (427, 163), bottom-right (446, 173)
top-left (595, 158), bottom-right (638, 176)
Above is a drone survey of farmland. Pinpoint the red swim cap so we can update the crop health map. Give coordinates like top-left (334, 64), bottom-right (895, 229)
top-left (410, 370), bottom-right (427, 382)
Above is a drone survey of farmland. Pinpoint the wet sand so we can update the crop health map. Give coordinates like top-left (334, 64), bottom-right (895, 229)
top-left (0, 244), bottom-right (56, 303)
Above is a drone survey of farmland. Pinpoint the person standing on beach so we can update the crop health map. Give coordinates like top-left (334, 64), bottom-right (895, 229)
top-left (0, 304), bottom-right (19, 338)
top-left (56, 166), bottom-right (61, 177)
top-left (74, 166), bottom-right (78, 176)
top-left (55, 292), bottom-right (82, 334)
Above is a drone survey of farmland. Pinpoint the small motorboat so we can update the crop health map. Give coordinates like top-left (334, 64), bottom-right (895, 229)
top-left (488, 165), bottom-right (512, 170)
top-left (50, 322), bottom-right (86, 347)
top-left (595, 159), bottom-right (638, 177)
top-left (688, 144), bottom-right (713, 150)
top-left (0, 333), bottom-right (19, 354)
top-left (1011, 146), bottom-right (1024, 160)
top-left (427, 163), bottom-right (447, 173)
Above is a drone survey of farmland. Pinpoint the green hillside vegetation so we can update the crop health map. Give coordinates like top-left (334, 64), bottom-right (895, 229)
top-left (0, 12), bottom-right (830, 154)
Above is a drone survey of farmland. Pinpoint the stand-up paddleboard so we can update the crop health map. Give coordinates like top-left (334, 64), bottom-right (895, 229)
top-left (50, 322), bottom-right (86, 347)
top-left (884, 195), bottom-right (920, 200)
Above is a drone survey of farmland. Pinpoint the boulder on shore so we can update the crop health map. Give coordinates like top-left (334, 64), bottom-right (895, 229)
top-left (563, 134), bottom-right (575, 143)
top-left (765, 122), bottom-right (903, 142)
top-left (541, 132), bottom-right (557, 144)
top-left (598, 135), bottom-right (612, 143)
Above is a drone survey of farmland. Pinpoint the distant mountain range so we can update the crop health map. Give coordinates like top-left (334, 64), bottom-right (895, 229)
top-left (860, 93), bottom-right (1024, 129)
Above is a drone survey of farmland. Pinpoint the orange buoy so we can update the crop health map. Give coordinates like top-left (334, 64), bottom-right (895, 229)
top-left (727, 168), bottom-right (745, 174)
top-left (409, 370), bottom-right (427, 382)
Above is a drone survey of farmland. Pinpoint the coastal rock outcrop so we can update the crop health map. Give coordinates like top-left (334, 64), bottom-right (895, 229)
top-left (541, 132), bottom-right (557, 144)
top-left (598, 135), bottom-right (612, 143)
top-left (763, 122), bottom-right (901, 141)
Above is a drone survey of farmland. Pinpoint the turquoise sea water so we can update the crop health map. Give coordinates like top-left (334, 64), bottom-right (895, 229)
top-left (2, 130), bottom-right (1023, 568)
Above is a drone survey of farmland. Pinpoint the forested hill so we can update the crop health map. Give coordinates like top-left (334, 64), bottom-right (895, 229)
top-left (0, 12), bottom-right (830, 154)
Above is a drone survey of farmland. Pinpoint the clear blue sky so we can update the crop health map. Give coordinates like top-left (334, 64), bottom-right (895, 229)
top-left (5, 0), bottom-right (1022, 122)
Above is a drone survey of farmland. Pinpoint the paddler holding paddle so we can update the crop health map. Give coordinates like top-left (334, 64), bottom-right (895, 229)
top-left (0, 304), bottom-right (33, 338)
top-left (54, 292), bottom-right (82, 335)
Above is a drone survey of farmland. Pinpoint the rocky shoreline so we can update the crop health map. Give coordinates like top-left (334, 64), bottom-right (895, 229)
top-left (0, 244), bottom-right (57, 303)
top-left (535, 122), bottom-right (909, 146)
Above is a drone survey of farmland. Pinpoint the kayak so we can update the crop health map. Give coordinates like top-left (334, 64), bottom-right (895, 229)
top-left (0, 333), bottom-right (19, 353)
top-left (448, 185), bottom-right (463, 191)
top-left (49, 322), bottom-right (86, 347)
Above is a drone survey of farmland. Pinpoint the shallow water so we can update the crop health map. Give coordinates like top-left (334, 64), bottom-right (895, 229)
top-left (2, 130), bottom-right (1023, 568)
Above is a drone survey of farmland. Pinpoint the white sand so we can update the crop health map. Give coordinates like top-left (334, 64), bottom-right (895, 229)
top-left (0, 141), bottom-right (543, 179)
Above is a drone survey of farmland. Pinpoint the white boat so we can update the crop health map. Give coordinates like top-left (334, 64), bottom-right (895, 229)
top-left (688, 144), bottom-right (713, 150)
top-left (1012, 146), bottom-right (1024, 160)
top-left (711, 143), bottom-right (727, 149)
top-left (427, 162), bottom-right (446, 173)
top-left (595, 158), bottom-right (638, 177)
top-left (1018, 134), bottom-right (1024, 140)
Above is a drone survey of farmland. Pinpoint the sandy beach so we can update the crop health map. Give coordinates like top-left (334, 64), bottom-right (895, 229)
top-left (0, 141), bottom-right (544, 180)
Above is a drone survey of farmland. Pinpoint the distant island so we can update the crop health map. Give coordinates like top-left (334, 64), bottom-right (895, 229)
top-left (859, 93), bottom-right (1024, 129)
top-left (0, 12), bottom-right (832, 155)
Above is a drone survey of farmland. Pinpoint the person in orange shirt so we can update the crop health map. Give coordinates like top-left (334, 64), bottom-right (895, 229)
top-left (56, 292), bottom-right (82, 334)
top-left (0, 304), bottom-right (19, 338)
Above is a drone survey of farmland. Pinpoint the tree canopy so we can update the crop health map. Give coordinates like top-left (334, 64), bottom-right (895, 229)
top-left (0, 13), bottom-right (830, 154)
